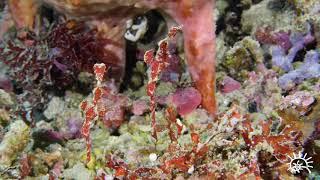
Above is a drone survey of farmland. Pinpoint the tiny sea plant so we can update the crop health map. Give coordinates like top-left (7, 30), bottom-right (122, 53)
top-left (144, 26), bottom-right (182, 140)
top-left (80, 63), bottom-right (107, 162)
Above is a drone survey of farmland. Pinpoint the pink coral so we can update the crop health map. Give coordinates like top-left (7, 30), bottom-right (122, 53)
top-left (98, 92), bottom-right (128, 129)
top-left (279, 91), bottom-right (315, 115)
top-left (220, 76), bottom-right (241, 94)
top-left (132, 100), bottom-right (148, 116)
top-left (255, 27), bottom-right (292, 51)
top-left (171, 87), bottom-right (202, 116)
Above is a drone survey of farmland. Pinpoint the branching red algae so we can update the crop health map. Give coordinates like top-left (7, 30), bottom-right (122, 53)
top-left (144, 43), bottom-right (169, 139)
top-left (241, 119), bottom-right (301, 162)
top-left (144, 26), bottom-right (181, 139)
top-left (80, 63), bottom-right (107, 162)
top-left (165, 106), bottom-right (182, 142)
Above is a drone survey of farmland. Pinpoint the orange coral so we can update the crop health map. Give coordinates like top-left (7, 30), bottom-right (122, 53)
top-left (8, 0), bottom-right (38, 29)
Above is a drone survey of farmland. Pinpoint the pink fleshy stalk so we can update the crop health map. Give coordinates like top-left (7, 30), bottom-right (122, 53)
top-left (173, 0), bottom-right (217, 116)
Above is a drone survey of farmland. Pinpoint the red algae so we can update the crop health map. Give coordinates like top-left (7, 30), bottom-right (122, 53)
top-left (144, 28), bottom-right (177, 139)
top-left (165, 106), bottom-right (182, 142)
top-left (80, 63), bottom-right (129, 161)
top-left (80, 63), bottom-right (106, 162)
top-left (241, 119), bottom-right (301, 161)
top-left (144, 50), bottom-right (164, 139)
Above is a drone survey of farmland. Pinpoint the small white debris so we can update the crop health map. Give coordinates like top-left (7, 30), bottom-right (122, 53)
top-left (230, 117), bottom-right (239, 126)
top-left (176, 118), bottom-right (183, 127)
top-left (196, 143), bottom-right (204, 152)
top-left (149, 153), bottom-right (157, 162)
top-left (105, 175), bottom-right (114, 180)
top-left (188, 165), bottom-right (195, 174)
top-left (176, 118), bottom-right (188, 134)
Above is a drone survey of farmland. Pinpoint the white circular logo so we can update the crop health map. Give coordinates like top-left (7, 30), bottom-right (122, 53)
top-left (287, 151), bottom-right (313, 174)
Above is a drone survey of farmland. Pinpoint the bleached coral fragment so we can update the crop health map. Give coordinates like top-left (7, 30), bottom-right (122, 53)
top-left (187, 165), bottom-right (194, 174)
top-left (149, 153), bottom-right (157, 162)
top-left (0, 120), bottom-right (30, 170)
top-left (279, 91), bottom-right (315, 115)
top-left (0, 89), bottom-right (13, 106)
top-left (43, 97), bottom-right (65, 120)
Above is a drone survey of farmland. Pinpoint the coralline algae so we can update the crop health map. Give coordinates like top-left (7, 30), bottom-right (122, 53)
top-left (278, 50), bottom-right (320, 90)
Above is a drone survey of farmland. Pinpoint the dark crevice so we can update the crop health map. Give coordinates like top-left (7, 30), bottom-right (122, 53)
top-left (120, 10), bottom-right (166, 92)
top-left (292, 40), bottom-right (317, 63)
top-left (120, 41), bottom-right (138, 92)
top-left (217, 0), bottom-right (250, 46)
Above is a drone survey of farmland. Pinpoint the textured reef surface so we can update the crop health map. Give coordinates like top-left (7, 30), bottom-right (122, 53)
top-left (0, 0), bottom-right (320, 179)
